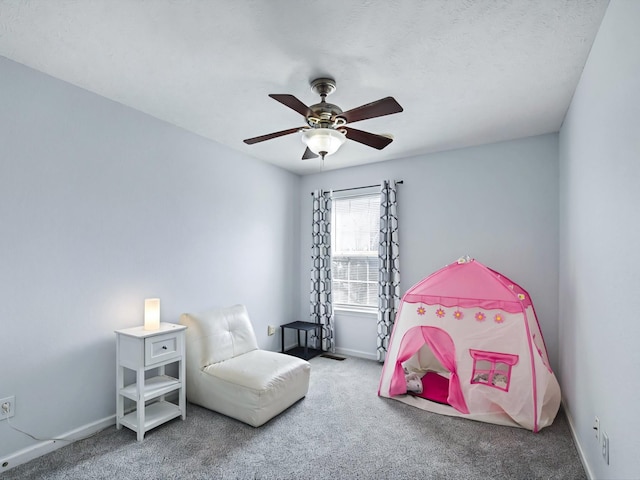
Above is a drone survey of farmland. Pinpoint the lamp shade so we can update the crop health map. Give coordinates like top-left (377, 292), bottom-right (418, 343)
top-left (301, 128), bottom-right (346, 157)
top-left (144, 298), bottom-right (160, 330)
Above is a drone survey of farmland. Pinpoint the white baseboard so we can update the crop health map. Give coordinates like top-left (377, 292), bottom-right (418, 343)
top-left (335, 347), bottom-right (377, 361)
top-left (562, 400), bottom-right (593, 480)
top-left (0, 415), bottom-right (115, 473)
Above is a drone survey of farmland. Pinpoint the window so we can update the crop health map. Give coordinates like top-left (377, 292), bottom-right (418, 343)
top-left (331, 192), bottom-right (380, 310)
top-left (469, 349), bottom-right (519, 392)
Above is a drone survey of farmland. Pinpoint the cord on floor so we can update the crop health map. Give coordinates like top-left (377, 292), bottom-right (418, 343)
top-left (6, 414), bottom-right (110, 443)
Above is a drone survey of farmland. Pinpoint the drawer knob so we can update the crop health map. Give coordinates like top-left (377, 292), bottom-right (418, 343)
top-left (162, 346), bottom-right (167, 350)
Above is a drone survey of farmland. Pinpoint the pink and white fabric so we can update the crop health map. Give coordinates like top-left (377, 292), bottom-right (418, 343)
top-left (378, 258), bottom-right (561, 432)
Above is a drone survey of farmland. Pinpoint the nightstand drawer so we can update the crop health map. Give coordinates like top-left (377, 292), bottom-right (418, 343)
top-left (145, 331), bottom-right (182, 366)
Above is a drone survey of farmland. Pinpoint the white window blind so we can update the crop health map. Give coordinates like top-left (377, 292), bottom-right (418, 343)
top-left (331, 193), bottom-right (380, 309)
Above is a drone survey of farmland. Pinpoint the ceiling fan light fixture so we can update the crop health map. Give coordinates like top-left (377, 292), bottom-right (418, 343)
top-left (301, 128), bottom-right (346, 157)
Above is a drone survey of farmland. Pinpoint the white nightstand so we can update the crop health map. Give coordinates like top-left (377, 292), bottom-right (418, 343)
top-left (115, 322), bottom-right (187, 441)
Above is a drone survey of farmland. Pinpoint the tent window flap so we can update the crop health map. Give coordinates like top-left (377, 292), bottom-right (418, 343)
top-left (469, 349), bottom-right (519, 392)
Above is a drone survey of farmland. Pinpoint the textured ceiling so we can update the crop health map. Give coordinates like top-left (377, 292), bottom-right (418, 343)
top-left (0, 0), bottom-right (609, 175)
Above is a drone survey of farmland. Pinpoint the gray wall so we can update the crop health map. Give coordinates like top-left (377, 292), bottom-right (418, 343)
top-left (558, 1), bottom-right (640, 478)
top-left (0, 57), bottom-right (300, 461)
top-left (299, 134), bottom-right (560, 367)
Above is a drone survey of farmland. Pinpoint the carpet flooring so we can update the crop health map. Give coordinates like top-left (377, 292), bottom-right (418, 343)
top-left (3, 356), bottom-right (586, 479)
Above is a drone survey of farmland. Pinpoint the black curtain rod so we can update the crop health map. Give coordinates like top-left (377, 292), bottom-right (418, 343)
top-left (310, 180), bottom-right (403, 195)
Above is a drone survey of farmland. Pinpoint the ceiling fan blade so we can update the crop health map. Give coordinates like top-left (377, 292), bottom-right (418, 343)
top-left (243, 127), bottom-right (302, 145)
top-left (343, 127), bottom-right (394, 150)
top-left (269, 94), bottom-right (315, 118)
top-left (302, 147), bottom-right (318, 160)
top-left (338, 97), bottom-right (403, 124)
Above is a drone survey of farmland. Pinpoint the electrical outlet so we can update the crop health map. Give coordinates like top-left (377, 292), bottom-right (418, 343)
top-left (602, 432), bottom-right (609, 464)
top-left (593, 416), bottom-right (600, 440)
top-left (267, 325), bottom-right (276, 336)
top-left (0, 396), bottom-right (15, 420)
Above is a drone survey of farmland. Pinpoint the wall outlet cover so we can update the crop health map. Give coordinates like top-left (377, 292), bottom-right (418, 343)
top-left (602, 432), bottom-right (609, 464)
top-left (0, 396), bottom-right (15, 420)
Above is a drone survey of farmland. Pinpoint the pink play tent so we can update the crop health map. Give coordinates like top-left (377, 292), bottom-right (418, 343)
top-left (378, 257), bottom-right (561, 431)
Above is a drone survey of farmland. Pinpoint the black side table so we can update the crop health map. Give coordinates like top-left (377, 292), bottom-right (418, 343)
top-left (280, 321), bottom-right (323, 360)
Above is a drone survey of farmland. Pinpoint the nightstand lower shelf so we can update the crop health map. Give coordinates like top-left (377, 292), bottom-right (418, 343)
top-left (119, 401), bottom-right (182, 434)
top-left (119, 375), bottom-right (180, 401)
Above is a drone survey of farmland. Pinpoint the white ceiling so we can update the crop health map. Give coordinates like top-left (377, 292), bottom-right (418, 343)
top-left (0, 1), bottom-right (609, 175)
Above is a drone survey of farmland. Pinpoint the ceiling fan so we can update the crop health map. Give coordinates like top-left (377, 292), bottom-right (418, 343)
top-left (243, 78), bottom-right (403, 160)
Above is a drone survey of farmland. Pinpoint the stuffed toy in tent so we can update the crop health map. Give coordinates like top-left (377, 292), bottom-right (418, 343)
top-left (378, 257), bottom-right (561, 432)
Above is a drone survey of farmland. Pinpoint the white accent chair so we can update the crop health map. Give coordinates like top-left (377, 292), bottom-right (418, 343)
top-left (178, 304), bottom-right (311, 427)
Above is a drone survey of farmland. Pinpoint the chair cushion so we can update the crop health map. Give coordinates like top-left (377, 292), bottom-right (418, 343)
top-left (180, 304), bottom-right (259, 367)
top-left (197, 350), bottom-right (311, 427)
top-left (205, 349), bottom-right (306, 390)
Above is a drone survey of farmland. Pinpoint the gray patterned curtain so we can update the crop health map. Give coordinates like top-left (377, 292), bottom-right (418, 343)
top-left (310, 190), bottom-right (334, 352)
top-left (377, 180), bottom-right (400, 362)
